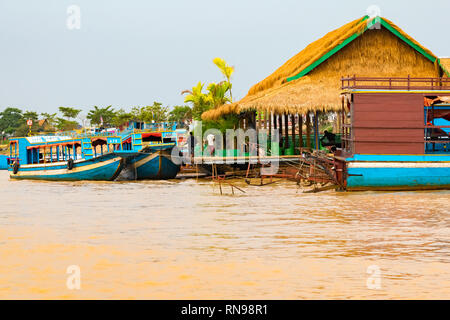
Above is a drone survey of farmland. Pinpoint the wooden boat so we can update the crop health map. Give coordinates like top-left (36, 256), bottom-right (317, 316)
top-left (330, 76), bottom-right (450, 191)
top-left (118, 129), bottom-right (181, 180)
top-left (7, 135), bottom-right (125, 181)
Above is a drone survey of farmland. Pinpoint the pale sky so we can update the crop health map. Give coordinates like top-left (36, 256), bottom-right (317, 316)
top-left (1, 0), bottom-right (449, 116)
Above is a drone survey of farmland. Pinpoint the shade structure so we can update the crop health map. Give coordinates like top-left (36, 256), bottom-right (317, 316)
top-left (202, 16), bottom-right (445, 120)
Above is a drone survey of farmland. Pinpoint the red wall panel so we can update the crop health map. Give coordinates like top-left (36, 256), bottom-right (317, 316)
top-left (351, 93), bottom-right (424, 154)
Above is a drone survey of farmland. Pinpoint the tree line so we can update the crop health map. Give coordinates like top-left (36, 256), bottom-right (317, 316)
top-left (1, 57), bottom-right (237, 139)
top-left (0, 103), bottom-right (193, 138)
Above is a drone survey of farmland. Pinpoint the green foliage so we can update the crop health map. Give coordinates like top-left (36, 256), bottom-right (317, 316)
top-left (0, 107), bottom-right (24, 135)
top-left (111, 108), bottom-right (133, 127)
top-left (183, 58), bottom-right (235, 121)
top-left (132, 102), bottom-right (169, 123)
top-left (40, 112), bottom-right (57, 129)
top-left (87, 105), bottom-right (116, 126)
top-left (23, 111), bottom-right (39, 121)
top-left (207, 82), bottom-right (231, 108)
top-left (202, 114), bottom-right (240, 134)
top-left (168, 105), bottom-right (192, 123)
top-left (14, 123), bottom-right (38, 137)
top-left (213, 57), bottom-right (234, 101)
top-left (56, 118), bottom-right (79, 131)
top-left (59, 107), bottom-right (81, 120)
top-left (182, 82), bottom-right (211, 120)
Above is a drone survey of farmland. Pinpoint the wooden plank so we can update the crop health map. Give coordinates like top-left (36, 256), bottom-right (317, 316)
top-left (353, 111), bottom-right (423, 121)
top-left (353, 128), bottom-right (423, 139)
top-left (354, 120), bottom-right (424, 128)
top-left (355, 143), bottom-right (423, 154)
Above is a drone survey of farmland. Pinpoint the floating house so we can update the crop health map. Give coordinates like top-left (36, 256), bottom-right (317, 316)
top-left (201, 16), bottom-right (450, 190)
top-left (336, 76), bottom-right (450, 190)
top-left (202, 16), bottom-right (449, 153)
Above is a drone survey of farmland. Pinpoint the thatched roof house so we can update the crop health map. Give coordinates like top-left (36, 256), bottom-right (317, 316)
top-left (202, 16), bottom-right (447, 120)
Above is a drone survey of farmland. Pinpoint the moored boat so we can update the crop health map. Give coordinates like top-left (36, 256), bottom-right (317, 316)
top-left (120, 145), bottom-right (180, 180)
top-left (7, 135), bottom-right (126, 181)
top-left (118, 128), bottom-right (181, 180)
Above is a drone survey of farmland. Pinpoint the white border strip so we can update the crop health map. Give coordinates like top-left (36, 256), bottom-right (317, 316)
top-left (348, 162), bottom-right (450, 168)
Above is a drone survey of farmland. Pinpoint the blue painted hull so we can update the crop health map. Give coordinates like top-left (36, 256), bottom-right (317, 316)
top-left (345, 154), bottom-right (450, 191)
top-left (124, 151), bottom-right (180, 180)
top-left (0, 155), bottom-right (8, 170)
top-left (8, 153), bottom-right (124, 181)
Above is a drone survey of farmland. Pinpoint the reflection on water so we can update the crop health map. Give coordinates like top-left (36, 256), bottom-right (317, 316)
top-left (0, 171), bottom-right (449, 299)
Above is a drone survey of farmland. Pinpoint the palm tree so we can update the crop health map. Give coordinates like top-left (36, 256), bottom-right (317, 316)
top-left (207, 81), bottom-right (231, 108)
top-left (182, 82), bottom-right (211, 120)
top-left (213, 58), bottom-right (234, 101)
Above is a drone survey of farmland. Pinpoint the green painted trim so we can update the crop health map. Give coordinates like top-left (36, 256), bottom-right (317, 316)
top-left (286, 16), bottom-right (437, 83)
top-left (438, 58), bottom-right (450, 77)
top-left (286, 33), bottom-right (360, 82)
top-left (379, 18), bottom-right (436, 63)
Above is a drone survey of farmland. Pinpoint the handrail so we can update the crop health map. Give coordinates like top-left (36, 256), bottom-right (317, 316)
top-left (341, 76), bottom-right (450, 91)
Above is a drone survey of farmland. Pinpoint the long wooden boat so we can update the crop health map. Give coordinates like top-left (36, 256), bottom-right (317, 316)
top-left (7, 135), bottom-right (126, 181)
top-left (118, 129), bottom-right (181, 180)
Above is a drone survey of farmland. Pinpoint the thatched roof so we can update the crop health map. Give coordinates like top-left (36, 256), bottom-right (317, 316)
top-left (439, 58), bottom-right (450, 77)
top-left (202, 16), bottom-right (442, 120)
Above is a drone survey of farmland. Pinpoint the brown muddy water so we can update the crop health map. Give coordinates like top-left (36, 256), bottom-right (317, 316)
top-left (0, 170), bottom-right (449, 299)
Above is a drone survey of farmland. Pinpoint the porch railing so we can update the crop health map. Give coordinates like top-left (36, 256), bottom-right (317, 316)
top-left (341, 76), bottom-right (450, 91)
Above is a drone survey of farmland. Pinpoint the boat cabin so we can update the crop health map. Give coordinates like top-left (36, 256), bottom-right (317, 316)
top-left (8, 134), bottom-right (124, 165)
top-left (340, 76), bottom-right (450, 156)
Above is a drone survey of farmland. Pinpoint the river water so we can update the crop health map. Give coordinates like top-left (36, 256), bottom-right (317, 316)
top-left (0, 170), bottom-right (449, 299)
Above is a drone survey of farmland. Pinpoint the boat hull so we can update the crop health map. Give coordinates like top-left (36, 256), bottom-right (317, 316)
top-left (8, 154), bottom-right (124, 181)
top-left (345, 154), bottom-right (450, 191)
top-left (124, 150), bottom-right (180, 180)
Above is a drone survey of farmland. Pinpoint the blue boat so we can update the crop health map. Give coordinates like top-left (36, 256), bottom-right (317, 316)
top-left (0, 155), bottom-right (8, 170)
top-left (333, 76), bottom-right (450, 191)
top-left (119, 128), bottom-right (181, 180)
top-left (7, 135), bottom-right (126, 181)
top-left (120, 146), bottom-right (180, 180)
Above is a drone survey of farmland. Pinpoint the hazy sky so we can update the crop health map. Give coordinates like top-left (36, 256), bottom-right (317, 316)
top-left (1, 0), bottom-right (449, 115)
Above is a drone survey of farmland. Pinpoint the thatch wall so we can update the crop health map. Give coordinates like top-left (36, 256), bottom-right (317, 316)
top-left (202, 17), bottom-right (442, 120)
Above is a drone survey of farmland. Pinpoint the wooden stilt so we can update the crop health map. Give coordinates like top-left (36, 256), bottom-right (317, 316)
top-left (292, 114), bottom-right (296, 154)
top-left (284, 113), bottom-right (289, 149)
top-left (306, 114), bottom-right (312, 149)
top-left (268, 111), bottom-right (272, 141)
top-left (299, 114), bottom-right (303, 149)
top-left (314, 112), bottom-right (320, 150)
top-left (264, 110), bottom-right (267, 130)
top-left (278, 114), bottom-right (283, 148)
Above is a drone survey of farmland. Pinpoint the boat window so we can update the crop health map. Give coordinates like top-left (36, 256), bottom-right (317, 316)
top-left (424, 96), bottom-right (450, 154)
